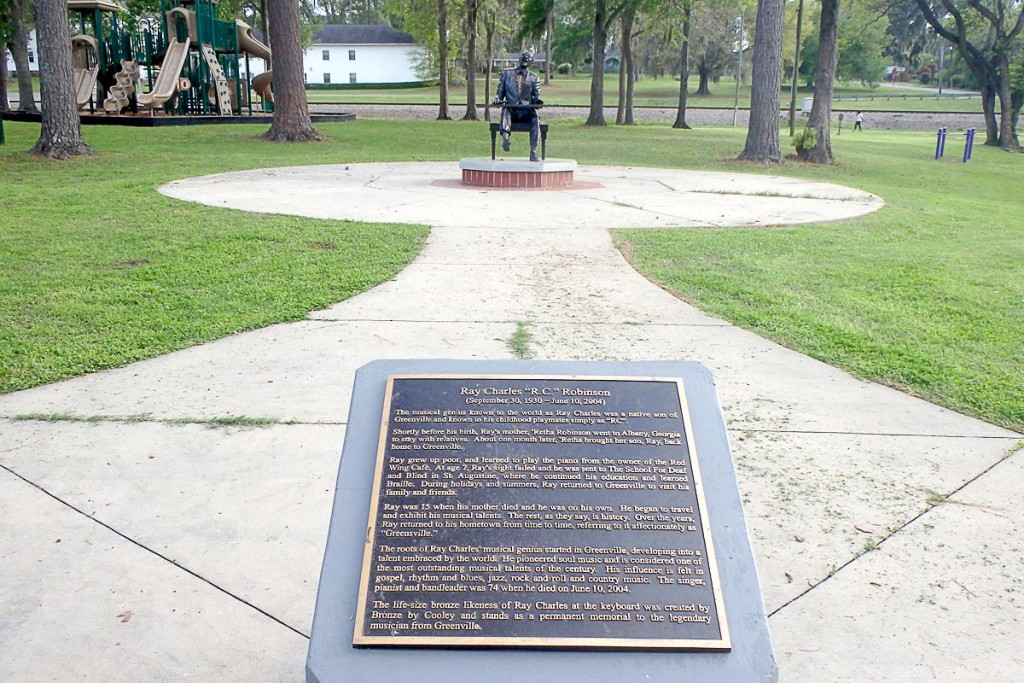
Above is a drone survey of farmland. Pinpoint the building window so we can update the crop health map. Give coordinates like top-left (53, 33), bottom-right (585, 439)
top-left (348, 49), bottom-right (356, 61)
top-left (28, 50), bottom-right (35, 64)
top-left (323, 73), bottom-right (331, 84)
top-left (322, 50), bottom-right (330, 61)
top-left (349, 73), bottom-right (357, 84)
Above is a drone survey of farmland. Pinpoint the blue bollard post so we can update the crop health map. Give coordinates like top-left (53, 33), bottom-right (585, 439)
top-left (0, 114), bottom-right (5, 146)
top-left (966, 128), bottom-right (975, 162)
top-left (939, 128), bottom-right (947, 157)
top-left (935, 128), bottom-right (946, 159)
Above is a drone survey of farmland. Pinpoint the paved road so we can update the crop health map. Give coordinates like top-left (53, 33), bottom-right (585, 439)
top-left (312, 102), bottom-right (988, 132)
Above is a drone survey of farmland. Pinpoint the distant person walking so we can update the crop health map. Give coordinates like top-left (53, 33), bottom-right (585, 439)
top-left (854, 112), bottom-right (863, 131)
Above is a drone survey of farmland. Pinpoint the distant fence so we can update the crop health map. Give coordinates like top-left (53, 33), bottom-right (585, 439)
top-left (833, 93), bottom-right (978, 102)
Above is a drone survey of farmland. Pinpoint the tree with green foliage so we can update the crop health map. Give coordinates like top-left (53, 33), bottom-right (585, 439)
top-left (520, 0), bottom-right (555, 83)
top-left (690, 1), bottom-right (740, 96)
top-left (1, 6), bottom-right (11, 111)
top-left (738, 0), bottom-right (785, 162)
top-left (385, 0), bottom-right (454, 119)
top-left (915, 0), bottom-right (1022, 150)
top-left (461, 0), bottom-right (484, 120)
top-left (0, 47), bottom-right (9, 111)
top-left (884, 0), bottom-right (931, 69)
top-left (1010, 47), bottom-right (1023, 133)
top-left (5, 0), bottom-right (36, 112)
top-left (672, 0), bottom-right (693, 128)
top-left (800, 1), bottom-right (888, 88)
top-left (30, 0), bottom-right (93, 158)
top-left (262, 0), bottom-right (323, 141)
top-left (797, 0), bottom-right (837, 164)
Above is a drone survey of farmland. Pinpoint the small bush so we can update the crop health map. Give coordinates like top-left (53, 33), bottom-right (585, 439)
top-left (557, 63), bottom-right (573, 75)
top-left (792, 126), bottom-right (817, 152)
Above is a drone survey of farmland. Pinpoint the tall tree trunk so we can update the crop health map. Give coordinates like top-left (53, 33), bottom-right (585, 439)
top-left (616, 9), bottom-right (635, 125)
top-left (0, 49), bottom-right (10, 111)
top-left (544, 2), bottom-right (553, 85)
top-left (739, 0), bottom-right (785, 163)
top-left (437, 0), bottom-right (450, 120)
top-left (9, 0), bottom-right (37, 113)
top-left (798, 0), bottom-right (838, 163)
top-left (913, 0), bottom-right (1002, 147)
top-left (585, 0), bottom-right (607, 126)
top-left (673, 4), bottom-right (692, 129)
top-left (616, 17), bottom-right (626, 124)
top-left (994, 52), bottom-right (1019, 150)
top-left (30, 0), bottom-right (93, 158)
top-left (462, 0), bottom-right (479, 120)
top-left (624, 30), bottom-right (635, 124)
top-left (484, 12), bottom-right (494, 122)
top-left (696, 66), bottom-right (711, 95)
top-left (261, 0), bottom-right (322, 141)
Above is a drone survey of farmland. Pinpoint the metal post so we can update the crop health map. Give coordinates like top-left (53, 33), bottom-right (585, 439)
top-left (963, 127), bottom-right (975, 162)
top-left (0, 115), bottom-right (5, 145)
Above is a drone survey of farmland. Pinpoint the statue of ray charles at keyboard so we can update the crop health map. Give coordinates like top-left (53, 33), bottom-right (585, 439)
top-left (493, 51), bottom-right (544, 161)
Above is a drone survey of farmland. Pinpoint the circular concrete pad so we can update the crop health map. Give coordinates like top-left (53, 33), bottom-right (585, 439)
top-left (160, 162), bottom-right (883, 229)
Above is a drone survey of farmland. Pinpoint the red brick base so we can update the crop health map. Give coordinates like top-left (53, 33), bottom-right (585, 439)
top-left (462, 169), bottom-right (574, 188)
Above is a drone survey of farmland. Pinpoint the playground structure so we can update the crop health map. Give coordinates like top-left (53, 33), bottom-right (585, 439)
top-left (66, 0), bottom-right (272, 117)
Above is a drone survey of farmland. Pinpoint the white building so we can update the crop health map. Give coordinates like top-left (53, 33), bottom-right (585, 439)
top-left (5, 24), bottom-right (427, 86)
top-left (304, 24), bottom-right (427, 86)
top-left (3, 31), bottom-right (39, 75)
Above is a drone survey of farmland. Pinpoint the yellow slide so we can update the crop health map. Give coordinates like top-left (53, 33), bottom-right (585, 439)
top-left (236, 20), bottom-right (271, 61)
top-left (138, 37), bottom-right (191, 110)
top-left (236, 21), bottom-right (272, 105)
top-left (71, 34), bottom-right (99, 108)
top-left (252, 71), bottom-right (273, 104)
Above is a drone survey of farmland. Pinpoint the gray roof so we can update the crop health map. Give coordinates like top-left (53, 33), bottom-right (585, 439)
top-left (310, 24), bottom-right (417, 45)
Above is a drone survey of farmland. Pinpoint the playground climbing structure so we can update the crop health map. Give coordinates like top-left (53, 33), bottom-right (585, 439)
top-left (64, 0), bottom-right (271, 117)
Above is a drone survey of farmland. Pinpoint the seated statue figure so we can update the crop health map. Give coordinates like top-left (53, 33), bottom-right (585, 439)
top-left (493, 51), bottom-right (544, 162)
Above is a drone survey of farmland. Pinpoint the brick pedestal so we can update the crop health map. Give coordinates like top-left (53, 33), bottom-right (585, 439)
top-left (458, 158), bottom-right (577, 189)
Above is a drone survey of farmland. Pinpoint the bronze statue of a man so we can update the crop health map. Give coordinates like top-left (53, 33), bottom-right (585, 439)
top-left (493, 51), bottom-right (543, 161)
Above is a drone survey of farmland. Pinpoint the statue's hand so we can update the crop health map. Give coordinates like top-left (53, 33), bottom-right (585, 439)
top-left (532, 98), bottom-right (544, 105)
top-left (492, 97), bottom-right (502, 106)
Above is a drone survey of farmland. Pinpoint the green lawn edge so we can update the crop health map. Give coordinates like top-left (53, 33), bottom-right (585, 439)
top-left (1, 119), bottom-right (1020, 434)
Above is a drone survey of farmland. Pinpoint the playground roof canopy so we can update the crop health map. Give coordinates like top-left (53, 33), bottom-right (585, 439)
top-left (310, 24), bottom-right (417, 45)
top-left (67, 0), bottom-right (125, 12)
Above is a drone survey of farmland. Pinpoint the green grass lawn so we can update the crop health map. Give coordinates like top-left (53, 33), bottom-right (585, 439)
top-left (0, 121), bottom-right (430, 393)
top-left (304, 74), bottom-right (986, 114)
top-left (1, 117), bottom-right (1020, 433)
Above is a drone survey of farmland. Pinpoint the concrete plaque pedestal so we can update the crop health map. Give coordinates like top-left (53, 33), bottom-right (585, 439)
top-left (459, 158), bottom-right (577, 188)
top-left (307, 359), bottom-right (777, 683)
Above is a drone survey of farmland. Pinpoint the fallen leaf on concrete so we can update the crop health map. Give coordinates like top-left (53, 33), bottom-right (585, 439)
top-left (869, 582), bottom-right (881, 587)
top-left (793, 535), bottom-right (804, 543)
top-left (117, 610), bottom-right (133, 623)
top-left (854, 524), bottom-right (874, 534)
top-left (785, 572), bottom-right (793, 583)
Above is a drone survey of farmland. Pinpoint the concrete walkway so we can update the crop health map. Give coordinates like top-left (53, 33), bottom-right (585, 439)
top-left (1, 163), bottom-right (1020, 681)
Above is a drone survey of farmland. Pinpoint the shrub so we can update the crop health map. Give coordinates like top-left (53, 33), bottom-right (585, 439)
top-left (792, 126), bottom-right (817, 152)
top-left (557, 63), bottom-right (572, 75)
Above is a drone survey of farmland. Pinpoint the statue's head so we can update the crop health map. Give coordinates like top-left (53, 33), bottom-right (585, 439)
top-left (519, 51), bottom-right (533, 69)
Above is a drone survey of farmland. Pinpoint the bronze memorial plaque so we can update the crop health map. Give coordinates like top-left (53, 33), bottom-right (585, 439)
top-left (354, 375), bottom-right (730, 650)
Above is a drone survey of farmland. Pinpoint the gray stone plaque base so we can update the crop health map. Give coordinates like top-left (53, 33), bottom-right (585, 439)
top-left (307, 360), bottom-right (778, 683)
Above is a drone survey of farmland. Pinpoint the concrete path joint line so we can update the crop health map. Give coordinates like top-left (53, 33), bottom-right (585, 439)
top-left (767, 441), bottom-right (1023, 619)
top-left (740, 427), bottom-right (1023, 440)
top-left (0, 461), bottom-right (311, 641)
